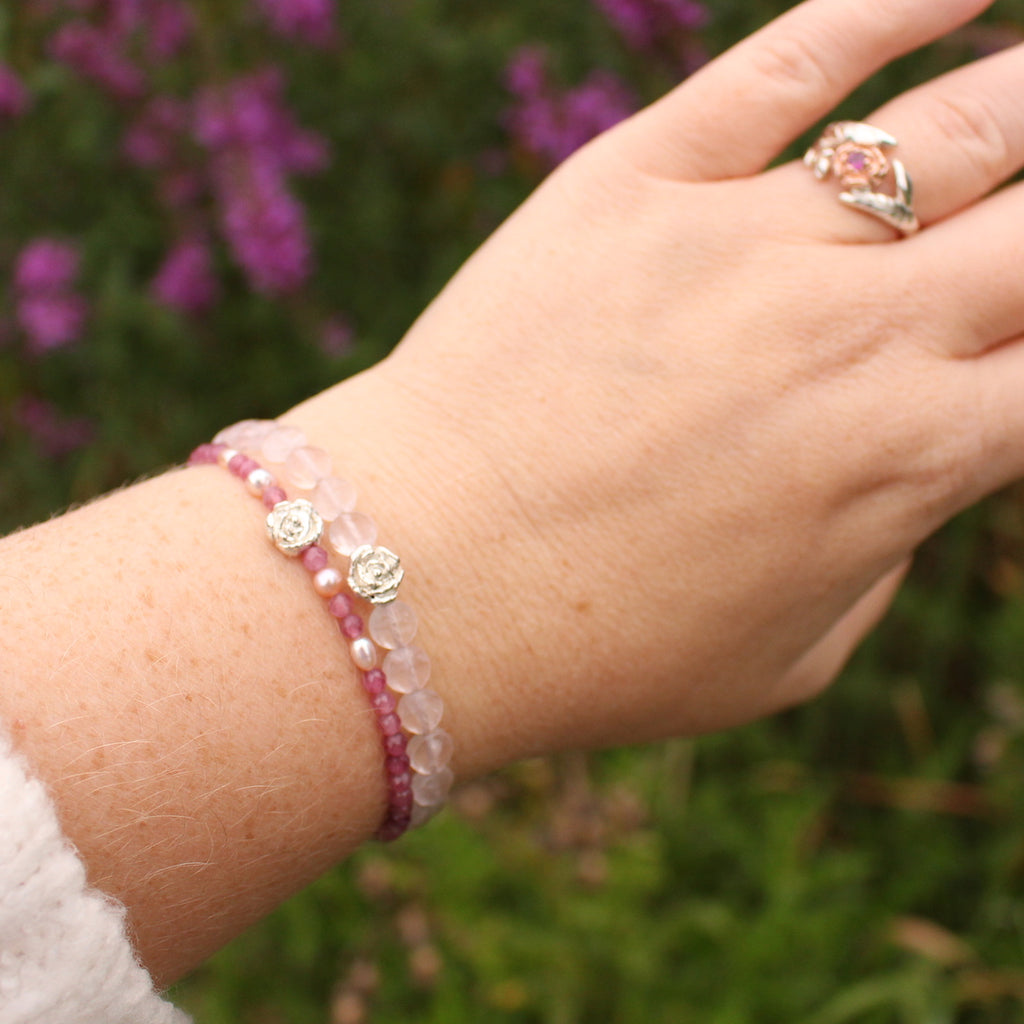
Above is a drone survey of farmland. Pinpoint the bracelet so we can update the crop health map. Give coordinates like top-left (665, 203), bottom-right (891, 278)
top-left (188, 419), bottom-right (453, 840)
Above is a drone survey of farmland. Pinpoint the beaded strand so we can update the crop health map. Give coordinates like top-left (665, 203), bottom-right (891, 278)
top-left (189, 422), bottom-right (453, 839)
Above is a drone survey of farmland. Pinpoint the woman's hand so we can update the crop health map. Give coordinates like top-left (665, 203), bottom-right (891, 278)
top-left (290, 0), bottom-right (1024, 772)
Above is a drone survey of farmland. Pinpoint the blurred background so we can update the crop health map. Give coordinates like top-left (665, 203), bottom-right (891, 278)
top-left (4, 0), bottom-right (1024, 1020)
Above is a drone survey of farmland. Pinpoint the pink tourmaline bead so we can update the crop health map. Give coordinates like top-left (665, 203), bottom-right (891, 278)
top-left (377, 712), bottom-right (402, 737)
top-left (261, 424), bottom-right (307, 464)
top-left (262, 485), bottom-right (287, 509)
top-left (383, 646), bottom-right (431, 694)
top-left (386, 754), bottom-right (411, 776)
top-left (392, 790), bottom-right (414, 814)
top-left (328, 511), bottom-right (377, 556)
top-left (284, 445), bottom-right (332, 490)
top-left (228, 453), bottom-right (259, 479)
top-left (371, 691), bottom-right (396, 715)
top-left (383, 732), bottom-right (407, 757)
top-left (340, 613), bottom-right (364, 640)
top-left (369, 601), bottom-right (418, 650)
top-left (398, 689), bottom-right (444, 735)
top-left (377, 820), bottom-right (405, 842)
top-left (301, 545), bottom-right (329, 572)
top-left (393, 779), bottom-right (413, 799)
top-left (188, 443), bottom-right (222, 465)
top-left (362, 669), bottom-right (387, 695)
top-left (312, 476), bottom-right (357, 520)
top-left (313, 567), bottom-right (344, 597)
top-left (328, 593), bottom-right (353, 619)
top-left (391, 769), bottom-right (413, 790)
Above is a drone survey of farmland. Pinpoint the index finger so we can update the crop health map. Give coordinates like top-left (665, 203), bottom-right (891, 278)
top-left (612, 0), bottom-right (993, 182)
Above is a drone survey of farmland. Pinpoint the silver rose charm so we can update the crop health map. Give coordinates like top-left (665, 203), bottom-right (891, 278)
top-left (266, 499), bottom-right (323, 556)
top-left (348, 545), bottom-right (404, 604)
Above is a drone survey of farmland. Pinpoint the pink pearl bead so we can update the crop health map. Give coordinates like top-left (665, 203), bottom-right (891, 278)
top-left (301, 545), bottom-right (329, 573)
top-left (312, 476), bottom-right (357, 520)
top-left (350, 637), bottom-right (377, 671)
top-left (246, 468), bottom-right (275, 496)
top-left (340, 614), bottom-right (364, 640)
top-left (262, 485), bottom-right (288, 509)
top-left (284, 445), bottom-right (332, 490)
top-left (362, 669), bottom-right (387, 696)
top-left (313, 567), bottom-right (344, 597)
top-left (328, 593), bottom-right (353, 619)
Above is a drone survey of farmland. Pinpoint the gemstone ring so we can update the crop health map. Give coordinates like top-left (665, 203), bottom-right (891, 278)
top-left (804, 121), bottom-right (919, 237)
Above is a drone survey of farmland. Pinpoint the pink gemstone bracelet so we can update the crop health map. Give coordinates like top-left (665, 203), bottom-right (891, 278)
top-left (188, 419), bottom-right (453, 840)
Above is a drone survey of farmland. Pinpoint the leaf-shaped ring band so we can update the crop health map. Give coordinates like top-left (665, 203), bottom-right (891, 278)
top-left (804, 121), bottom-right (919, 237)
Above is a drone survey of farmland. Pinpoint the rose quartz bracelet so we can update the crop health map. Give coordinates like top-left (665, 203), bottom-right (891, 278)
top-left (188, 419), bottom-right (453, 840)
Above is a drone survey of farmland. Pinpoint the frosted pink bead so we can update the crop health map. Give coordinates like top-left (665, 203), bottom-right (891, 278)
top-left (369, 601), bottom-right (418, 650)
top-left (328, 593), bottom-right (353, 619)
top-left (301, 545), bottom-right (329, 572)
top-left (382, 646), bottom-right (431, 694)
top-left (261, 424), bottom-right (307, 464)
top-left (408, 730), bottom-right (454, 774)
top-left (362, 669), bottom-right (387, 695)
top-left (383, 732), bottom-right (407, 757)
top-left (215, 419), bottom-right (277, 452)
top-left (312, 476), bottom-right (357, 520)
top-left (313, 567), bottom-right (344, 597)
top-left (327, 511), bottom-right (377, 556)
top-left (377, 712), bottom-right (402, 737)
top-left (412, 766), bottom-right (454, 808)
top-left (350, 637), bottom-right (377, 671)
top-left (371, 691), bottom-right (396, 715)
top-left (340, 614), bottom-right (364, 640)
top-left (284, 445), bottom-right (332, 490)
top-left (261, 485), bottom-right (287, 509)
top-left (398, 689), bottom-right (444, 735)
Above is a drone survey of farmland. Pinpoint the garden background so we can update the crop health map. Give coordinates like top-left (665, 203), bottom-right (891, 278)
top-left (4, 0), bottom-right (1024, 1021)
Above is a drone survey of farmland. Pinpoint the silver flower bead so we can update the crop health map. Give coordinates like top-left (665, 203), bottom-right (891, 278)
top-left (266, 499), bottom-right (323, 556)
top-left (348, 545), bottom-right (404, 604)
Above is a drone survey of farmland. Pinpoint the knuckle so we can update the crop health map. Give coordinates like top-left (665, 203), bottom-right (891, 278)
top-left (923, 91), bottom-right (1011, 182)
top-left (747, 31), bottom-right (834, 100)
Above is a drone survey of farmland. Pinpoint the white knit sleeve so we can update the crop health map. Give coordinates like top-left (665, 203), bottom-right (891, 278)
top-left (0, 731), bottom-right (191, 1024)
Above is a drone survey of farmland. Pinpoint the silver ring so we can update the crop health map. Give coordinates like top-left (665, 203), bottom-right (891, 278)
top-left (804, 121), bottom-right (919, 237)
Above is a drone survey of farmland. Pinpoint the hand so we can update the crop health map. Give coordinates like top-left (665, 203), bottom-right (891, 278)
top-left (290, 0), bottom-right (1024, 772)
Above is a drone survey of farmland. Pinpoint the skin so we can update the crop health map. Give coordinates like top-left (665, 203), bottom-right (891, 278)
top-left (2, 0), bottom-right (1023, 990)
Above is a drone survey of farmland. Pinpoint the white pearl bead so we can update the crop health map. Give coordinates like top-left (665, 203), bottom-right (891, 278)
top-left (398, 689), bottom-right (444, 735)
top-left (382, 646), bottom-right (431, 694)
top-left (369, 601), bottom-right (418, 650)
top-left (412, 766), bottom-right (454, 807)
top-left (246, 468), bottom-right (275, 496)
top-left (350, 637), bottom-right (377, 671)
top-left (408, 730), bottom-right (454, 774)
top-left (216, 446), bottom-right (239, 468)
top-left (312, 476), bottom-right (357, 520)
top-left (328, 512), bottom-right (377, 556)
top-left (261, 424), bottom-right (307, 464)
top-left (285, 445), bottom-right (332, 490)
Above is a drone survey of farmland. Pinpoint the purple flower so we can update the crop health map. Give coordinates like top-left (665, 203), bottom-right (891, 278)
top-left (16, 397), bottom-right (95, 458)
top-left (594, 0), bottom-right (708, 51)
top-left (16, 293), bottom-right (89, 353)
top-left (504, 49), bottom-right (637, 168)
top-left (256, 0), bottom-right (339, 47)
top-left (152, 236), bottom-right (219, 314)
top-left (147, 0), bottom-right (193, 61)
top-left (49, 20), bottom-right (146, 99)
top-left (0, 65), bottom-right (29, 122)
top-left (122, 95), bottom-right (189, 168)
top-left (14, 240), bottom-right (80, 293)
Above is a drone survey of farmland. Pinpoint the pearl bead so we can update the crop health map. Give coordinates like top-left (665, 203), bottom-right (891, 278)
top-left (398, 689), bottom-right (444, 735)
top-left (313, 567), bottom-right (344, 597)
top-left (412, 766), bottom-right (454, 807)
top-left (407, 730), bottom-right (454, 774)
top-left (383, 646), bottom-right (430, 694)
top-left (312, 476), bottom-right (357, 520)
top-left (246, 468), bottom-right (276, 496)
top-left (285, 445), bottom-right (332, 490)
top-left (261, 424), bottom-right (307, 464)
top-left (328, 512), bottom-right (377, 556)
top-left (350, 636), bottom-right (377, 671)
top-left (369, 601), bottom-right (418, 650)
top-left (216, 446), bottom-right (239, 468)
